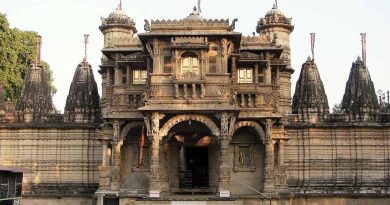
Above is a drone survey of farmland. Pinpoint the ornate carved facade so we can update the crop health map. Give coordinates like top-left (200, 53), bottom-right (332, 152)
top-left (0, 3), bottom-right (389, 205)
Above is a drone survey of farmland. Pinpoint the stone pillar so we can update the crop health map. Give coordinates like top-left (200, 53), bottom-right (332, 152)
top-left (218, 112), bottom-right (232, 197)
top-left (263, 119), bottom-right (275, 193)
top-left (266, 61), bottom-right (272, 84)
top-left (111, 121), bottom-right (122, 190)
top-left (114, 64), bottom-right (120, 86)
top-left (279, 140), bottom-right (286, 165)
top-left (218, 138), bottom-right (230, 197)
top-left (149, 112), bottom-right (161, 197)
top-left (255, 63), bottom-right (259, 84)
top-left (107, 69), bottom-right (112, 85)
top-left (96, 194), bottom-right (104, 205)
top-left (102, 141), bottom-right (108, 167)
top-left (232, 56), bottom-right (237, 82)
top-left (126, 65), bottom-right (131, 85)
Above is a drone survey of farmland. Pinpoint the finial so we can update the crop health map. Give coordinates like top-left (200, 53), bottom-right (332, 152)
top-left (361, 33), bottom-right (367, 66)
top-left (273, 0), bottom-right (278, 9)
top-left (193, 6), bottom-right (197, 12)
top-left (198, 0), bottom-right (202, 13)
top-left (84, 34), bottom-right (89, 62)
top-left (35, 35), bottom-right (42, 67)
top-left (310, 33), bottom-right (316, 61)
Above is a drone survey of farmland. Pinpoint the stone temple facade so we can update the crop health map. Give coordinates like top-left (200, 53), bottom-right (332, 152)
top-left (0, 3), bottom-right (390, 205)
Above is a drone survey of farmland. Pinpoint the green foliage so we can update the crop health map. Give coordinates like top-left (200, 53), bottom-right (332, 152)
top-left (0, 13), bottom-right (56, 104)
top-left (332, 103), bottom-right (343, 114)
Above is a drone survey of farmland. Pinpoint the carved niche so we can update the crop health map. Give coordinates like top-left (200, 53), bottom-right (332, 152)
top-left (233, 145), bottom-right (256, 172)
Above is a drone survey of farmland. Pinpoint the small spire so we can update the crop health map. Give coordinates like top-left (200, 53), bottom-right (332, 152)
top-left (84, 34), bottom-right (90, 62)
top-left (117, 0), bottom-right (122, 10)
top-left (198, 0), bottom-right (202, 13)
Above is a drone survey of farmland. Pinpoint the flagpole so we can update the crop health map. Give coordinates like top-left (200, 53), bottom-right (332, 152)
top-left (310, 33), bottom-right (316, 61)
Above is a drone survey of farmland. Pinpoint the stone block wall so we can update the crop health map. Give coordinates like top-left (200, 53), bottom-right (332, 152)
top-left (0, 124), bottom-right (102, 198)
top-left (285, 124), bottom-right (390, 196)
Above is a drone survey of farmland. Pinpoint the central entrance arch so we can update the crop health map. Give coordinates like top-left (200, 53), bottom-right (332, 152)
top-left (160, 115), bottom-right (220, 194)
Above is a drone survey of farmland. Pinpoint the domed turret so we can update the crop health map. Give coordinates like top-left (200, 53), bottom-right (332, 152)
top-left (256, 4), bottom-right (294, 48)
top-left (100, 3), bottom-right (137, 48)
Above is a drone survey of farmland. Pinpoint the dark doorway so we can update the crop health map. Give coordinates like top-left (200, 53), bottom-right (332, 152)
top-left (103, 197), bottom-right (119, 205)
top-left (180, 147), bottom-right (209, 189)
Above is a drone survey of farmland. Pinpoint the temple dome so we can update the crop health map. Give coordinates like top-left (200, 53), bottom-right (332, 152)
top-left (107, 8), bottom-right (132, 24)
top-left (183, 7), bottom-right (204, 21)
top-left (256, 5), bottom-right (294, 33)
top-left (265, 5), bottom-right (285, 16)
top-left (100, 5), bottom-right (137, 33)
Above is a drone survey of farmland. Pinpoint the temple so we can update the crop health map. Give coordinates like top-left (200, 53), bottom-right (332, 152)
top-left (0, 2), bottom-right (389, 205)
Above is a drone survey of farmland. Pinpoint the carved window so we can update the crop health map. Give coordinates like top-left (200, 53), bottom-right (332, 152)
top-left (133, 69), bottom-right (147, 84)
top-left (258, 68), bottom-right (265, 84)
top-left (238, 68), bottom-right (253, 83)
top-left (208, 46), bottom-right (219, 73)
top-left (121, 67), bottom-right (127, 84)
top-left (233, 144), bottom-right (256, 172)
top-left (181, 57), bottom-right (199, 76)
top-left (163, 55), bottom-right (173, 74)
top-left (208, 56), bottom-right (217, 73)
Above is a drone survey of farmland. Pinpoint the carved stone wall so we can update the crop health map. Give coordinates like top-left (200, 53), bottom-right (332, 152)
top-left (285, 125), bottom-right (390, 196)
top-left (0, 126), bottom-right (101, 197)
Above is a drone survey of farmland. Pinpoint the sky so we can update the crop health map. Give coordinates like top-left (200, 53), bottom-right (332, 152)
top-left (1, 0), bottom-right (389, 112)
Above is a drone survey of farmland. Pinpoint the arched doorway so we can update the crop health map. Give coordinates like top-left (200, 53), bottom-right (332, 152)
top-left (162, 120), bottom-right (219, 194)
top-left (120, 123), bottom-right (150, 194)
top-left (229, 124), bottom-right (266, 195)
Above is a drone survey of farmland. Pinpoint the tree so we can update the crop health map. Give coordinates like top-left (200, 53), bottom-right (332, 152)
top-left (0, 13), bottom-right (56, 104)
top-left (332, 103), bottom-right (343, 114)
top-left (377, 89), bottom-right (390, 113)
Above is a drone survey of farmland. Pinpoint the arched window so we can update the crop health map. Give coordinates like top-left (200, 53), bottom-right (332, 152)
top-left (181, 56), bottom-right (199, 76)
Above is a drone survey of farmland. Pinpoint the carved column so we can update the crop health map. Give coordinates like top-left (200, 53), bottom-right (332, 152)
top-left (183, 84), bottom-right (188, 99)
top-left (102, 140), bottom-right (108, 167)
top-left (126, 65), bottom-right (131, 85)
top-left (106, 69), bottom-right (112, 85)
top-left (255, 63), bottom-right (259, 84)
top-left (221, 39), bottom-right (229, 73)
top-left (265, 60), bottom-right (272, 84)
top-left (263, 119), bottom-right (275, 193)
top-left (192, 84), bottom-right (196, 99)
top-left (149, 112), bottom-right (162, 197)
top-left (114, 64), bottom-right (120, 86)
top-left (111, 121), bottom-right (122, 190)
top-left (218, 112), bottom-right (233, 197)
top-left (175, 84), bottom-right (179, 99)
top-left (231, 57), bottom-right (237, 84)
top-left (279, 139), bottom-right (286, 165)
top-left (96, 194), bottom-right (104, 205)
